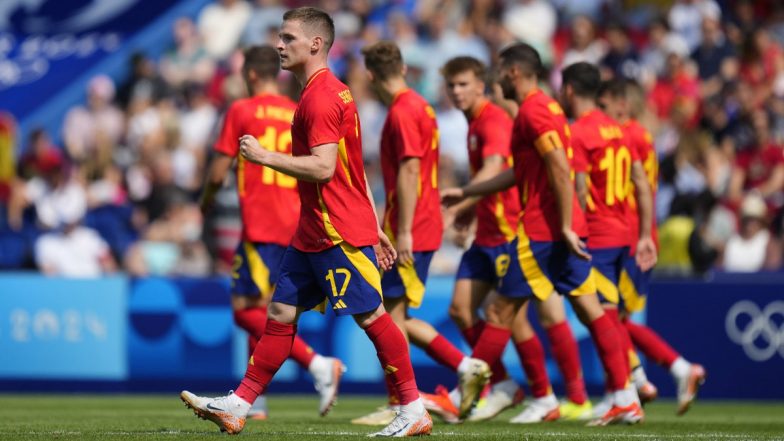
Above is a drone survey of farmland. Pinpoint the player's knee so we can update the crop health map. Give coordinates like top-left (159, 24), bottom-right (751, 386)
top-left (267, 301), bottom-right (297, 324)
top-left (448, 302), bottom-right (472, 329)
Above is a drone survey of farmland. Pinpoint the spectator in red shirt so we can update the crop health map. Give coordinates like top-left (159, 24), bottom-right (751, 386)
top-left (727, 109), bottom-right (784, 210)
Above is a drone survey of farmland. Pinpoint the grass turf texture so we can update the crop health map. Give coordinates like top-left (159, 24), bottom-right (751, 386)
top-left (1, 395), bottom-right (782, 440)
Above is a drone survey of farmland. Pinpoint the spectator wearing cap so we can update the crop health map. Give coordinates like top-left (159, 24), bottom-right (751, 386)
top-left (61, 75), bottom-right (124, 169)
top-left (722, 193), bottom-right (773, 272)
top-left (648, 33), bottom-right (700, 127)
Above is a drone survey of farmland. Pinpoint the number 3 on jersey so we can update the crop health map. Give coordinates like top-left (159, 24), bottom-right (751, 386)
top-left (598, 145), bottom-right (631, 205)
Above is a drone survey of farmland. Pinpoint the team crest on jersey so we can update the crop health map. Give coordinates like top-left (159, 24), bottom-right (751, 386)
top-left (469, 134), bottom-right (478, 152)
top-left (338, 89), bottom-right (354, 104)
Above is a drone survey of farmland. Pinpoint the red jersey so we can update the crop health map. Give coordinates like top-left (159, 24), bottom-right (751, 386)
top-left (623, 119), bottom-right (659, 254)
top-left (512, 89), bottom-right (587, 241)
top-left (572, 109), bottom-right (635, 249)
top-left (380, 89), bottom-right (442, 251)
top-left (215, 94), bottom-right (299, 245)
top-left (290, 69), bottom-right (378, 252)
top-left (467, 101), bottom-right (519, 247)
top-left (736, 144), bottom-right (784, 190)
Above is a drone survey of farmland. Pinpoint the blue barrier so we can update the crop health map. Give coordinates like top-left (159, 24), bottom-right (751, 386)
top-left (0, 274), bottom-right (126, 379)
top-left (0, 272), bottom-right (781, 399)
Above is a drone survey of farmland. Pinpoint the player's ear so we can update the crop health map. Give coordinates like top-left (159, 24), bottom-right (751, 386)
top-left (401, 64), bottom-right (408, 77)
top-left (365, 69), bottom-right (375, 83)
top-left (311, 36), bottom-right (322, 54)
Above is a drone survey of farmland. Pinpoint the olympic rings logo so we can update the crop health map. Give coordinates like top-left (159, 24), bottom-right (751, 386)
top-left (725, 300), bottom-right (784, 362)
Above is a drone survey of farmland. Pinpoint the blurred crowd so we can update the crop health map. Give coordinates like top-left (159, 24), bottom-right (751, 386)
top-left (2, 0), bottom-right (784, 277)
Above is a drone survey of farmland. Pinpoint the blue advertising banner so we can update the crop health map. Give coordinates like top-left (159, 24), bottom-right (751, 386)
top-left (646, 273), bottom-right (784, 399)
top-left (0, 274), bottom-right (126, 379)
top-left (0, 0), bottom-right (212, 146)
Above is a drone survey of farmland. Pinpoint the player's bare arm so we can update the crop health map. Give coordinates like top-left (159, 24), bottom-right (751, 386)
top-left (543, 148), bottom-right (591, 260)
top-left (574, 171), bottom-right (588, 212)
top-left (396, 157), bottom-right (419, 265)
top-left (441, 167), bottom-right (515, 209)
top-left (631, 161), bottom-right (657, 271)
top-left (239, 135), bottom-right (337, 183)
top-left (199, 153), bottom-right (234, 214)
top-left (363, 172), bottom-right (397, 271)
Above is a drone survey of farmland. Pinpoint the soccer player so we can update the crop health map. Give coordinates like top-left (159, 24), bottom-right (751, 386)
top-left (560, 62), bottom-right (655, 420)
top-left (441, 43), bottom-right (641, 426)
top-left (181, 8), bottom-right (432, 437)
top-left (599, 78), bottom-right (706, 415)
top-left (427, 56), bottom-right (591, 423)
top-left (352, 42), bottom-right (490, 425)
top-left (199, 45), bottom-right (346, 420)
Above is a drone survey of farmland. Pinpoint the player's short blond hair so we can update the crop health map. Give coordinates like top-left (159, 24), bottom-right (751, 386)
top-left (283, 7), bottom-right (335, 51)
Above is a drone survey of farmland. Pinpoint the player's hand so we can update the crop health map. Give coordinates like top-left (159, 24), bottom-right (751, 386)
top-left (440, 187), bottom-right (465, 209)
top-left (396, 230), bottom-right (414, 266)
top-left (635, 236), bottom-right (658, 272)
top-left (375, 229), bottom-right (397, 271)
top-left (562, 228), bottom-right (591, 261)
top-left (239, 135), bottom-right (267, 165)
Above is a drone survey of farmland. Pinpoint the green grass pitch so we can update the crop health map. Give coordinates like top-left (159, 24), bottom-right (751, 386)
top-left (1, 394), bottom-right (782, 440)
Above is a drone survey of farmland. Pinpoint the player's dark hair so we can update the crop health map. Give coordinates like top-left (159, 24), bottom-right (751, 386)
top-left (498, 42), bottom-right (543, 78)
top-left (561, 62), bottom-right (601, 99)
top-left (598, 77), bottom-right (627, 99)
top-left (243, 45), bottom-right (280, 80)
top-left (283, 7), bottom-right (335, 51)
top-left (362, 41), bottom-right (404, 81)
top-left (441, 56), bottom-right (487, 82)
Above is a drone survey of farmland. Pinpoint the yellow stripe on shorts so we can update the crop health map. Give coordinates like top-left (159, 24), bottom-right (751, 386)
top-left (591, 268), bottom-right (619, 304)
top-left (340, 242), bottom-right (383, 300)
top-left (396, 261), bottom-right (425, 308)
top-left (516, 224), bottom-right (554, 301)
top-left (619, 269), bottom-right (646, 313)
top-left (243, 242), bottom-right (272, 298)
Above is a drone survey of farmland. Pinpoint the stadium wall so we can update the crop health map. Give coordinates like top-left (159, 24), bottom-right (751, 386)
top-left (0, 273), bottom-right (782, 399)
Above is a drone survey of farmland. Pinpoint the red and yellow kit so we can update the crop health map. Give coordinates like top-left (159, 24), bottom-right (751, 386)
top-left (571, 109), bottom-right (636, 249)
top-left (468, 101), bottom-right (519, 247)
top-left (623, 118), bottom-right (659, 254)
top-left (512, 89), bottom-right (587, 241)
top-left (215, 94), bottom-right (299, 246)
top-left (290, 69), bottom-right (378, 252)
top-left (380, 89), bottom-right (443, 251)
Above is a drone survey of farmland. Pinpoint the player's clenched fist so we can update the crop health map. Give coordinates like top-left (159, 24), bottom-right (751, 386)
top-left (440, 187), bottom-right (465, 208)
top-left (239, 135), bottom-right (267, 165)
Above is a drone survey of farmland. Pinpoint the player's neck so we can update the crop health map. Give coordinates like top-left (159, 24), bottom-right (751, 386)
top-left (378, 77), bottom-right (408, 106)
top-left (573, 98), bottom-right (597, 119)
top-left (466, 97), bottom-right (488, 120)
top-left (296, 59), bottom-right (329, 87)
top-left (515, 78), bottom-right (538, 103)
top-left (251, 81), bottom-right (279, 97)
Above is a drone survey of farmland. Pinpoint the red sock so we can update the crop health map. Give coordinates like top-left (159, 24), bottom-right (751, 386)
top-left (605, 309), bottom-right (634, 371)
top-left (588, 313), bottom-right (629, 392)
top-left (233, 306), bottom-right (267, 338)
top-left (425, 334), bottom-right (465, 372)
top-left (289, 336), bottom-right (316, 368)
top-left (461, 320), bottom-right (485, 346)
top-left (470, 323), bottom-right (512, 368)
top-left (463, 320), bottom-right (508, 384)
top-left (235, 320), bottom-right (295, 404)
top-left (364, 313), bottom-right (419, 405)
top-left (624, 319), bottom-right (679, 367)
top-left (515, 336), bottom-right (551, 398)
top-left (247, 335), bottom-right (259, 360)
top-left (545, 321), bottom-right (587, 405)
